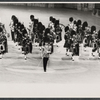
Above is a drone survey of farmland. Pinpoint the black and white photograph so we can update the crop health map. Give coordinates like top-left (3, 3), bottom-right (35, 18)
top-left (0, 3), bottom-right (100, 97)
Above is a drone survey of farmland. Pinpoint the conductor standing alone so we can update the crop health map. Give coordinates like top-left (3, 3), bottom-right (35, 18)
top-left (42, 42), bottom-right (51, 72)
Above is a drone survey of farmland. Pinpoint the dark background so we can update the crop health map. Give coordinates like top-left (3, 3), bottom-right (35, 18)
top-left (0, 0), bottom-right (100, 2)
top-left (0, 98), bottom-right (100, 100)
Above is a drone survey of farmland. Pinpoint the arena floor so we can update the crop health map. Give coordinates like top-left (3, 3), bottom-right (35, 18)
top-left (0, 5), bottom-right (100, 83)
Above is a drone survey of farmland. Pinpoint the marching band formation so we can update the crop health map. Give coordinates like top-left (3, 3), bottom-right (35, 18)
top-left (0, 14), bottom-right (100, 71)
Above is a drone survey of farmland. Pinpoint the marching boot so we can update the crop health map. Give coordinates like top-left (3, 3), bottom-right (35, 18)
top-left (71, 54), bottom-right (74, 61)
top-left (66, 48), bottom-right (68, 56)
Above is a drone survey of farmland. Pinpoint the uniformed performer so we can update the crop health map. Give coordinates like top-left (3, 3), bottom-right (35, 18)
top-left (64, 26), bottom-right (72, 55)
top-left (48, 16), bottom-right (54, 30)
top-left (42, 42), bottom-right (51, 72)
top-left (48, 17), bottom-right (56, 52)
top-left (54, 20), bottom-right (62, 44)
top-left (76, 19), bottom-right (82, 34)
top-left (11, 16), bottom-right (19, 44)
top-left (83, 25), bottom-right (91, 49)
top-left (97, 30), bottom-right (100, 58)
top-left (33, 19), bottom-right (39, 46)
top-left (68, 17), bottom-right (74, 30)
top-left (91, 26), bottom-right (98, 56)
top-left (29, 15), bottom-right (34, 43)
top-left (0, 27), bottom-right (8, 58)
top-left (73, 20), bottom-right (77, 32)
top-left (22, 33), bottom-right (32, 60)
top-left (71, 30), bottom-right (79, 61)
top-left (38, 22), bottom-right (43, 48)
top-left (89, 25), bottom-right (96, 47)
top-left (9, 15), bottom-right (15, 42)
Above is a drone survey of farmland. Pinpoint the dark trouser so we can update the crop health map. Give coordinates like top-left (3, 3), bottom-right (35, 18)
top-left (4, 40), bottom-right (8, 53)
top-left (73, 44), bottom-right (79, 56)
top-left (51, 44), bottom-right (53, 54)
top-left (43, 57), bottom-right (49, 72)
top-left (29, 42), bottom-right (32, 53)
top-left (22, 46), bottom-right (29, 55)
top-left (31, 34), bottom-right (34, 43)
top-left (11, 31), bottom-right (15, 42)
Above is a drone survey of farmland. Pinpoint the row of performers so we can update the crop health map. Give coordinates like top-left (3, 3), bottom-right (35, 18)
top-left (9, 15), bottom-right (63, 60)
top-left (9, 15), bottom-right (100, 60)
top-left (64, 17), bottom-right (100, 59)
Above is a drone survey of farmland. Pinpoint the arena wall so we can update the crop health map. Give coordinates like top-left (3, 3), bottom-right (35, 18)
top-left (0, 3), bottom-right (95, 11)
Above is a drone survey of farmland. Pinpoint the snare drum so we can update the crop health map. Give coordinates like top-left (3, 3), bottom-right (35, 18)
top-left (0, 44), bottom-right (5, 52)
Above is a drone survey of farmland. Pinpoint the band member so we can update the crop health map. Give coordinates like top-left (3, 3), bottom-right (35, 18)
top-left (22, 33), bottom-right (32, 60)
top-left (83, 26), bottom-right (91, 49)
top-left (51, 17), bottom-right (56, 32)
top-left (29, 15), bottom-right (34, 42)
top-left (80, 21), bottom-right (88, 43)
top-left (43, 28), bottom-right (51, 44)
top-left (92, 36), bottom-right (98, 57)
top-left (83, 35), bottom-right (88, 51)
top-left (12, 16), bottom-right (19, 44)
top-left (97, 30), bottom-right (100, 58)
top-left (48, 16), bottom-right (54, 30)
top-left (89, 25), bottom-right (96, 47)
top-left (82, 21), bottom-right (88, 31)
top-left (0, 27), bottom-right (8, 58)
top-left (76, 26), bottom-right (83, 44)
top-left (38, 22), bottom-right (43, 49)
top-left (72, 34), bottom-right (79, 56)
top-left (49, 29), bottom-right (55, 54)
top-left (76, 19), bottom-right (82, 34)
top-left (64, 26), bottom-right (72, 55)
top-left (33, 19), bottom-right (39, 46)
top-left (68, 17), bottom-right (74, 30)
top-left (16, 22), bottom-right (22, 45)
top-left (30, 15), bottom-right (34, 22)
top-left (73, 20), bottom-right (77, 32)
top-left (21, 24), bottom-right (33, 53)
top-left (42, 42), bottom-right (51, 72)
top-left (9, 15), bottom-right (15, 42)
top-left (91, 26), bottom-right (98, 56)
top-left (54, 20), bottom-right (62, 44)
top-left (71, 30), bottom-right (79, 61)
